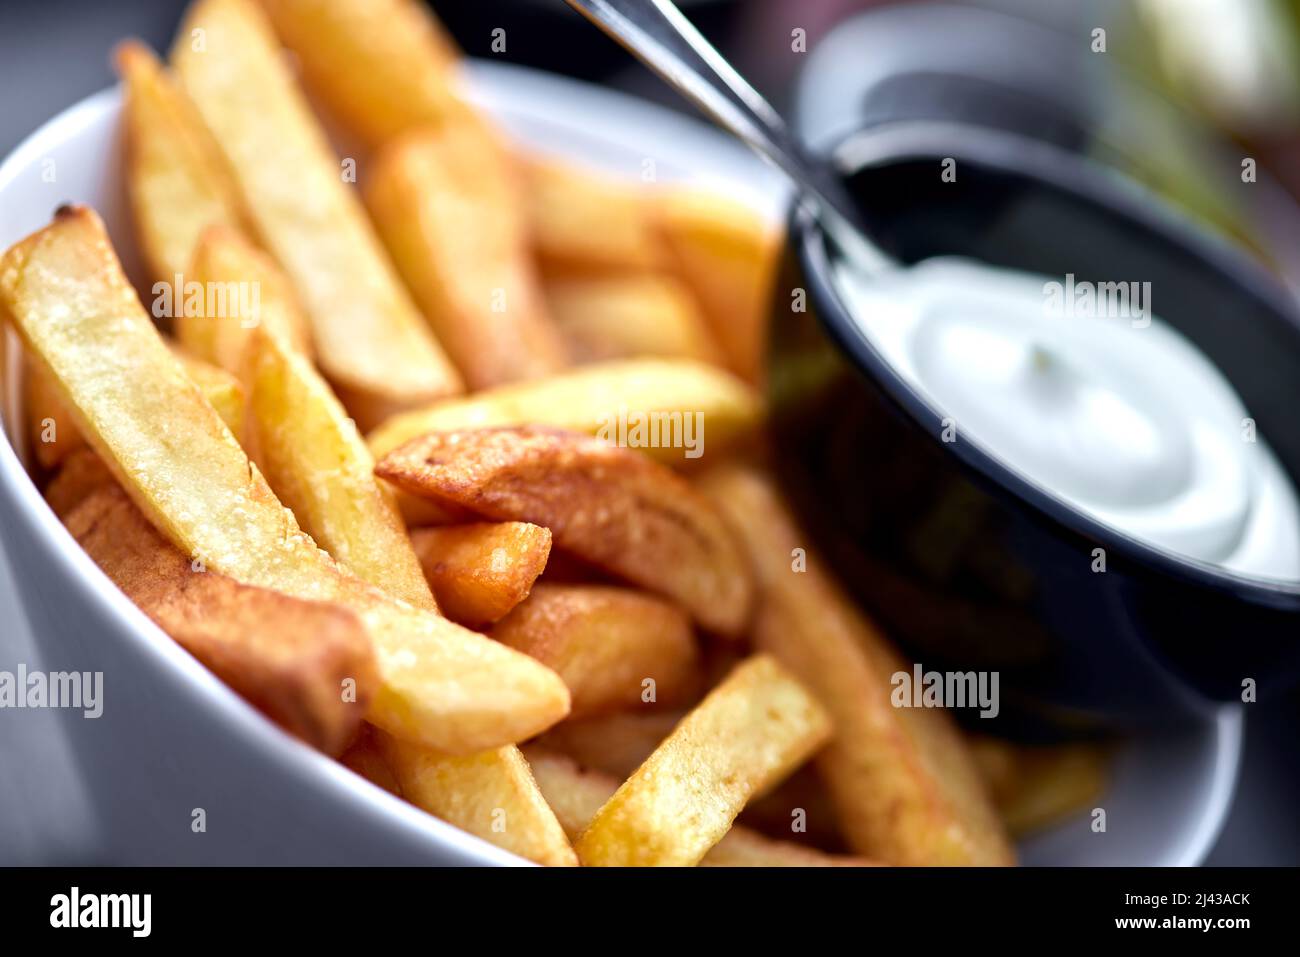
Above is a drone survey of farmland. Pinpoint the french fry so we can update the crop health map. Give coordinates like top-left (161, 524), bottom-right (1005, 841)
top-left (258, 0), bottom-right (474, 153)
top-left (25, 344), bottom-right (244, 470)
top-left (573, 654), bottom-right (831, 866)
top-left (654, 187), bottom-right (780, 383)
top-left (66, 484), bottom-right (375, 754)
top-left (243, 325), bottom-right (437, 611)
top-left (1, 207), bottom-right (569, 754)
top-left (524, 156), bottom-right (663, 276)
top-left (525, 749), bottom-right (871, 867)
top-left (114, 40), bottom-right (246, 284)
top-left (172, 0), bottom-right (462, 428)
top-left (366, 357), bottom-right (762, 469)
top-left (177, 225), bottom-right (314, 372)
top-left (700, 466), bottom-right (1015, 866)
top-left (492, 584), bottom-right (700, 718)
top-left (375, 427), bottom-right (754, 635)
top-left (43, 449), bottom-right (116, 519)
top-left (366, 128), bottom-right (568, 389)
top-left (545, 274), bottom-right (724, 365)
top-left (409, 522), bottom-right (551, 626)
top-left (532, 709), bottom-right (685, 780)
top-left (969, 736), bottom-right (1110, 837)
top-left (377, 732), bottom-right (578, 867)
top-left (339, 725), bottom-right (402, 796)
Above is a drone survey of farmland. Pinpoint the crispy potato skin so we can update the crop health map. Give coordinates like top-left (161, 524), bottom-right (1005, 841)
top-left (525, 748), bottom-right (871, 867)
top-left (492, 583), bottom-right (700, 718)
top-left (172, 0), bottom-right (462, 426)
top-left (409, 521), bottom-right (550, 626)
top-left (65, 484), bottom-right (375, 754)
top-left (701, 466), bottom-right (1016, 866)
top-left (375, 426), bottom-right (754, 635)
top-left (377, 733), bottom-right (578, 867)
top-left (2, 208), bottom-right (569, 754)
top-left (573, 654), bottom-right (831, 866)
top-left (366, 129), bottom-right (569, 390)
top-left (366, 357), bottom-right (762, 469)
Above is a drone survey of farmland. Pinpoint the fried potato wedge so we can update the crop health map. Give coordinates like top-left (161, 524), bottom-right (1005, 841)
top-left (114, 39), bottom-right (246, 284)
top-left (524, 156), bottom-right (663, 276)
top-left (366, 128), bottom-right (568, 390)
top-left (544, 274), bottom-right (723, 365)
top-left (969, 736), bottom-right (1110, 837)
top-left (178, 224), bottom-right (314, 372)
top-left (1, 207), bottom-right (568, 754)
top-left (532, 709), bottom-right (685, 780)
top-left (700, 466), bottom-right (1015, 865)
top-left (572, 654), bottom-right (831, 866)
top-left (377, 733), bottom-right (578, 867)
top-left (26, 343), bottom-right (244, 470)
top-left (367, 357), bottom-right (761, 469)
top-left (66, 484), bottom-right (374, 754)
top-left (525, 748), bottom-right (870, 867)
top-left (259, 0), bottom-right (474, 153)
top-left (172, 0), bottom-right (461, 428)
top-left (375, 427), bottom-right (754, 635)
top-left (654, 187), bottom-right (780, 383)
top-left (492, 584), bottom-right (699, 718)
top-left (409, 521), bottom-right (550, 626)
top-left (243, 326), bottom-right (436, 611)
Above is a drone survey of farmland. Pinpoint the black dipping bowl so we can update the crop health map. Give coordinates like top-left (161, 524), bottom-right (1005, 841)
top-left (768, 123), bottom-right (1300, 729)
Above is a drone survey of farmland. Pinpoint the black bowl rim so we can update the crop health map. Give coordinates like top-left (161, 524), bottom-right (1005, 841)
top-left (793, 118), bottom-right (1300, 601)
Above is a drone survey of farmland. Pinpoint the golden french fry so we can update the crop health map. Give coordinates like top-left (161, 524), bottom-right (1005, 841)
top-left (409, 521), bottom-right (550, 626)
top-left (26, 343), bottom-right (244, 470)
top-left (544, 274), bottom-right (723, 365)
top-left (375, 427), bottom-right (754, 635)
top-left (243, 325), bottom-right (436, 610)
top-left (524, 156), bottom-right (663, 276)
top-left (654, 187), bottom-right (780, 384)
top-left (377, 732), bottom-right (578, 867)
top-left (113, 39), bottom-right (247, 284)
top-left (969, 735), bottom-right (1110, 837)
top-left (258, 0), bottom-right (474, 153)
top-left (172, 0), bottom-right (462, 429)
top-left (1, 207), bottom-right (569, 754)
top-left (366, 128), bottom-right (568, 389)
top-left (493, 584), bottom-right (699, 718)
top-left (533, 710), bottom-right (684, 780)
top-left (367, 357), bottom-right (762, 469)
top-left (178, 225), bottom-right (314, 371)
top-left (573, 654), bottom-right (831, 866)
top-left (700, 465), bottom-right (1015, 865)
top-left (525, 748), bottom-right (870, 867)
top-left (66, 484), bottom-right (375, 754)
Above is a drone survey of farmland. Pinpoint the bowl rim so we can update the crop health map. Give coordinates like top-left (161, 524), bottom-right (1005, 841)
top-left (794, 117), bottom-right (1300, 601)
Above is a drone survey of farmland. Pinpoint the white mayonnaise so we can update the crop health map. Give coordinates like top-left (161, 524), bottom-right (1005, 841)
top-left (831, 256), bottom-right (1300, 581)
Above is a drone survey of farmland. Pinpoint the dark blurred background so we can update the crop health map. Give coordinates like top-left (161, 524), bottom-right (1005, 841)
top-left (1, 0), bottom-right (1297, 865)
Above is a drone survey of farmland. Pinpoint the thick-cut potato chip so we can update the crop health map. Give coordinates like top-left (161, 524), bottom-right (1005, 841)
top-left (259, 0), bottom-right (475, 153)
top-left (375, 426), bottom-right (753, 635)
top-left (66, 484), bottom-right (375, 754)
top-left (243, 326), bottom-right (436, 611)
top-left (26, 343), bottom-right (244, 470)
top-left (544, 274), bottom-right (723, 365)
top-left (366, 128), bottom-right (568, 389)
top-left (1, 207), bottom-right (568, 754)
top-left (493, 584), bottom-right (699, 718)
top-left (526, 749), bottom-right (870, 867)
top-left (178, 225), bottom-right (314, 371)
top-left (409, 521), bottom-right (550, 626)
top-left (114, 39), bottom-right (246, 284)
top-left (367, 357), bottom-right (762, 469)
top-left (377, 732), bottom-right (578, 867)
top-left (172, 0), bottom-right (462, 429)
top-left (701, 466), bottom-right (1015, 866)
top-left (654, 187), bottom-right (780, 384)
top-left (574, 654), bottom-right (831, 866)
top-left (524, 156), bottom-right (663, 276)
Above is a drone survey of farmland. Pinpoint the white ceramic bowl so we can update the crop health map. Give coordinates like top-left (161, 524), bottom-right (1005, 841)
top-left (0, 61), bottom-right (1240, 865)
